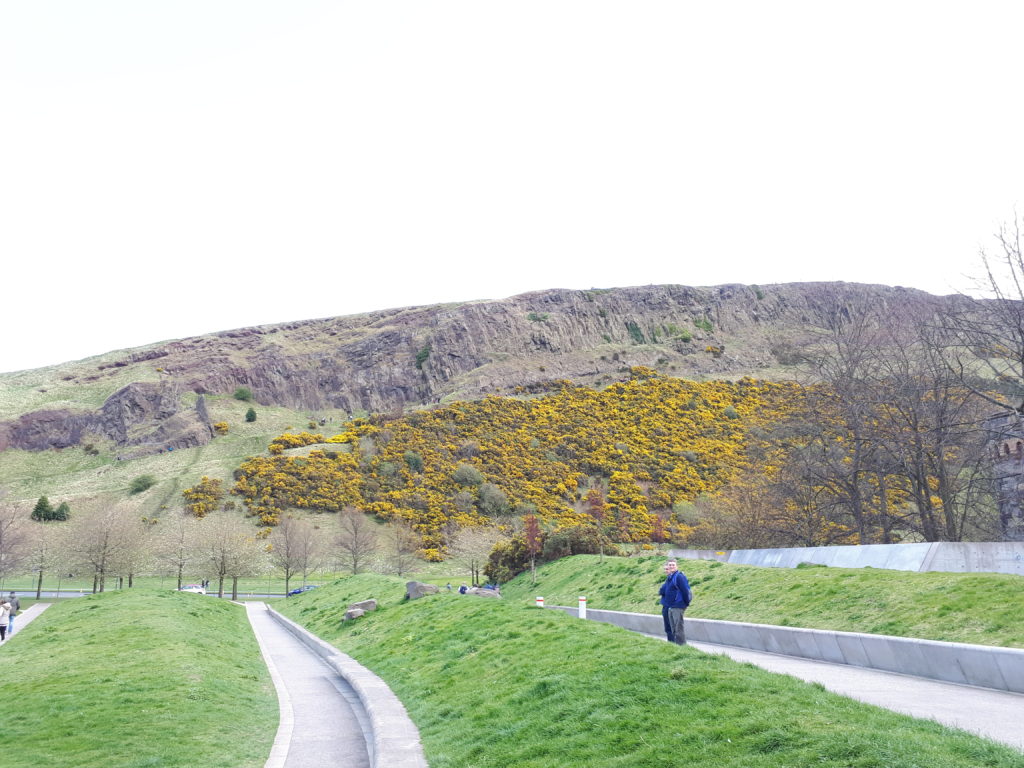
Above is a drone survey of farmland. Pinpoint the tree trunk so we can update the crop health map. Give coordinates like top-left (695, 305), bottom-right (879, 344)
top-left (35, 568), bottom-right (43, 599)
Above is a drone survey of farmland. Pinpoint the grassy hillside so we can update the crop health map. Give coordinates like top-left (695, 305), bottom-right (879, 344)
top-left (499, 554), bottom-right (1024, 648)
top-left (0, 590), bottom-right (277, 768)
top-left (278, 574), bottom-right (1023, 767)
top-left (0, 393), bottom-right (354, 517)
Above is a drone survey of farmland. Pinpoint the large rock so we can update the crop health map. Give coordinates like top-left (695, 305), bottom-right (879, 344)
top-left (468, 587), bottom-right (501, 598)
top-left (343, 608), bottom-right (366, 621)
top-left (406, 581), bottom-right (439, 600)
top-left (349, 599), bottom-right (377, 612)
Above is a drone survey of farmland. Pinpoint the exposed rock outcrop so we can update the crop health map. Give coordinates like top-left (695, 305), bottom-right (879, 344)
top-left (0, 282), bottom-right (958, 452)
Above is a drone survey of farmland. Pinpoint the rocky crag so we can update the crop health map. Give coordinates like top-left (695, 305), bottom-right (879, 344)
top-left (0, 282), bottom-right (956, 454)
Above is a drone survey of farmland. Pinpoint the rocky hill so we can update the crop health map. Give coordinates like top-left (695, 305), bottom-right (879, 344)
top-left (0, 282), bottom-right (957, 455)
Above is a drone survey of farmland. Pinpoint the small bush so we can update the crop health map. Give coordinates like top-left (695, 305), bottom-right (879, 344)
top-left (245, 407), bottom-right (257, 422)
top-left (527, 312), bottom-right (550, 322)
top-left (129, 475), bottom-right (158, 494)
top-left (695, 318), bottom-right (713, 333)
top-left (404, 450), bottom-right (424, 473)
top-left (213, 422), bottom-right (229, 435)
top-left (453, 463), bottom-right (484, 486)
top-left (415, 344), bottom-right (431, 369)
top-left (625, 321), bottom-right (645, 344)
top-left (233, 387), bottom-right (253, 402)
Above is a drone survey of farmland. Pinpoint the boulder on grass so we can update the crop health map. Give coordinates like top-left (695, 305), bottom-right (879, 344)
top-left (349, 599), bottom-right (377, 612)
top-left (468, 587), bottom-right (501, 598)
top-left (406, 581), bottom-right (439, 600)
top-left (343, 607), bottom-right (366, 621)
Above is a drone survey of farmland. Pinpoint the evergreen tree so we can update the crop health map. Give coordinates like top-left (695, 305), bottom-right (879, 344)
top-left (53, 501), bottom-right (71, 521)
top-left (31, 496), bottom-right (54, 522)
top-left (245, 407), bottom-right (257, 422)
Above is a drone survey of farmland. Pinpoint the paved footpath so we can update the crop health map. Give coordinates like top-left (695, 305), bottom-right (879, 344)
top-left (0, 601), bottom-right (51, 645)
top-left (682, 636), bottom-right (1024, 751)
top-left (245, 601), bottom-right (372, 768)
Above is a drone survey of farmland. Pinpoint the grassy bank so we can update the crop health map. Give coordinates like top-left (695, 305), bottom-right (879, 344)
top-left (498, 555), bottom-right (1024, 648)
top-left (0, 590), bottom-right (276, 768)
top-left (278, 575), bottom-right (1024, 767)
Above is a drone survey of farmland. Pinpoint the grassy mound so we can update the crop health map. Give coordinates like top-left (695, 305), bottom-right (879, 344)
top-left (278, 575), bottom-right (1024, 767)
top-left (0, 590), bottom-right (276, 768)
top-left (499, 555), bottom-right (1024, 648)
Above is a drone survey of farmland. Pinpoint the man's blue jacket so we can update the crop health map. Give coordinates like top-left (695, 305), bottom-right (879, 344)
top-left (659, 570), bottom-right (691, 609)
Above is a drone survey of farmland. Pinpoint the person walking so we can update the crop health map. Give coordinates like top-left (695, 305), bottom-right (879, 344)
top-left (659, 559), bottom-right (691, 645)
top-left (6, 592), bottom-right (20, 636)
top-left (0, 598), bottom-right (10, 642)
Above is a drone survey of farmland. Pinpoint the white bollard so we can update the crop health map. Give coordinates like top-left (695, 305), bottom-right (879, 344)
top-left (535, 596), bottom-right (545, 607)
top-left (578, 596), bottom-right (587, 619)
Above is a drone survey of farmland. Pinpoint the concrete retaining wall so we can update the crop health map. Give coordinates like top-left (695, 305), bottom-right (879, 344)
top-left (268, 607), bottom-right (428, 768)
top-left (670, 541), bottom-right (1024, 576)
top-left (548, 605), bottom-right (1024, 694)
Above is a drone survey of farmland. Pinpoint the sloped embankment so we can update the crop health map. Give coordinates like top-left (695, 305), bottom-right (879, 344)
top-left (278, 574), bottom-right (1023, 767)
top-left (0, 590), bottom-right (277, 768)
top-left (499, 554), bottom-right (1024, 648)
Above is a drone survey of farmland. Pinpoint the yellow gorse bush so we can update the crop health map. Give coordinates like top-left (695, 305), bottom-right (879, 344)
top-left (230, 371), bottom-right (807, 551)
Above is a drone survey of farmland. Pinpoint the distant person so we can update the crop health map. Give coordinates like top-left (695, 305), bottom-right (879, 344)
top-left (6, 592), bottom-right (19, 636)
top-left (0, 598), bottom-right (10, 641)
top-left (659, 559), bottom-right (691, 645)
top-left (445, 583), bottom-right (452, 591)
top-left (458, 584), bottom-right (468, 595)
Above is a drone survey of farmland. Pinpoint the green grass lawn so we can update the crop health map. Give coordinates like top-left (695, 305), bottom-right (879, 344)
top-left (0, 589), bottom-right (277, 768)
top-left (278, 574), bottom-right (1024, 768)
top-left (498, 555), bottom-right (1024, 648)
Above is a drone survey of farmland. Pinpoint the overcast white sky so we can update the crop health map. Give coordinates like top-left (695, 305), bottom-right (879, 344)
top-left (3, 2), bottom-right (1023, 373)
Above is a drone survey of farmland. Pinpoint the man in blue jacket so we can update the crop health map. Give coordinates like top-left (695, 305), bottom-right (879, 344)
top-left (659, 559), bottom-right (691, 645)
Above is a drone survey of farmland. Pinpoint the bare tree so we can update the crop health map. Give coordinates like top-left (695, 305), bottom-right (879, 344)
top-left (447, 524), bottom-right (504, 586)
top-left (24, 522), bottom-right (64, 599)
top-left (270, 517), bottom-right (323, 595)
top-left (153, 511), bottom-right (202, 589)
top-left (64, 505), bottom-right (142, 593)
top-left (200, 515), bottom-right (268, 600)
top-left (0, 493), bottom-right (29, 586)
top-left (376, 520), bottom-right (421, 577)
top-left (942, 218), bottom-right (1024, 412)
top-left (334, 506), bottom-right (378, 574)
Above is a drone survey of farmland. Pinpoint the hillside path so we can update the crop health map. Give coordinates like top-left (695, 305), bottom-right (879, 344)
top-left (674, 634), bottom-right (1024, 751)
top-left (0, 601), bottom-right (51, 646)
top-left (245, 602), bottom-right (372, 768)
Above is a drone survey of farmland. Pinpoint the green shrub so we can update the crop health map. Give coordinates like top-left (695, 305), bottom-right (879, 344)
top-left (453, 463), bottom-right (484, 486)
top-left (403, 450), bottom-right (424, 473)
top-left (129, 475), bottom-right (158, 494)
top-left (527, 312), bottom-right (550, 322)
top-left (245, 407), bottom-right (257, 422)
top-left (233, 387), bottom-right (253, 401)
top-left (626, 321), bottom-right (645, 344)
top-left (695, 318), bottom-right (713, 333)
top-left (415, 344), bottom-right (431, 370)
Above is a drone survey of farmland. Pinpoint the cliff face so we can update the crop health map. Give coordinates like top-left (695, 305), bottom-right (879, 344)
top-left (0, 282), bottom-right (952, 452)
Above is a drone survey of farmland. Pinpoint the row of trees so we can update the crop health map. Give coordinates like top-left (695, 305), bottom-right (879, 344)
top-left (0, 492), bottom-right (463, 599)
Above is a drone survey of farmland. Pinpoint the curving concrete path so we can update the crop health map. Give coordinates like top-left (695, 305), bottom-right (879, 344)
top-left (635, 630), bottom-right (1024, 751)
top-left (0, 601), bottom-right (51, 646)
top-left (245, 602), bottom-right (372, 768)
